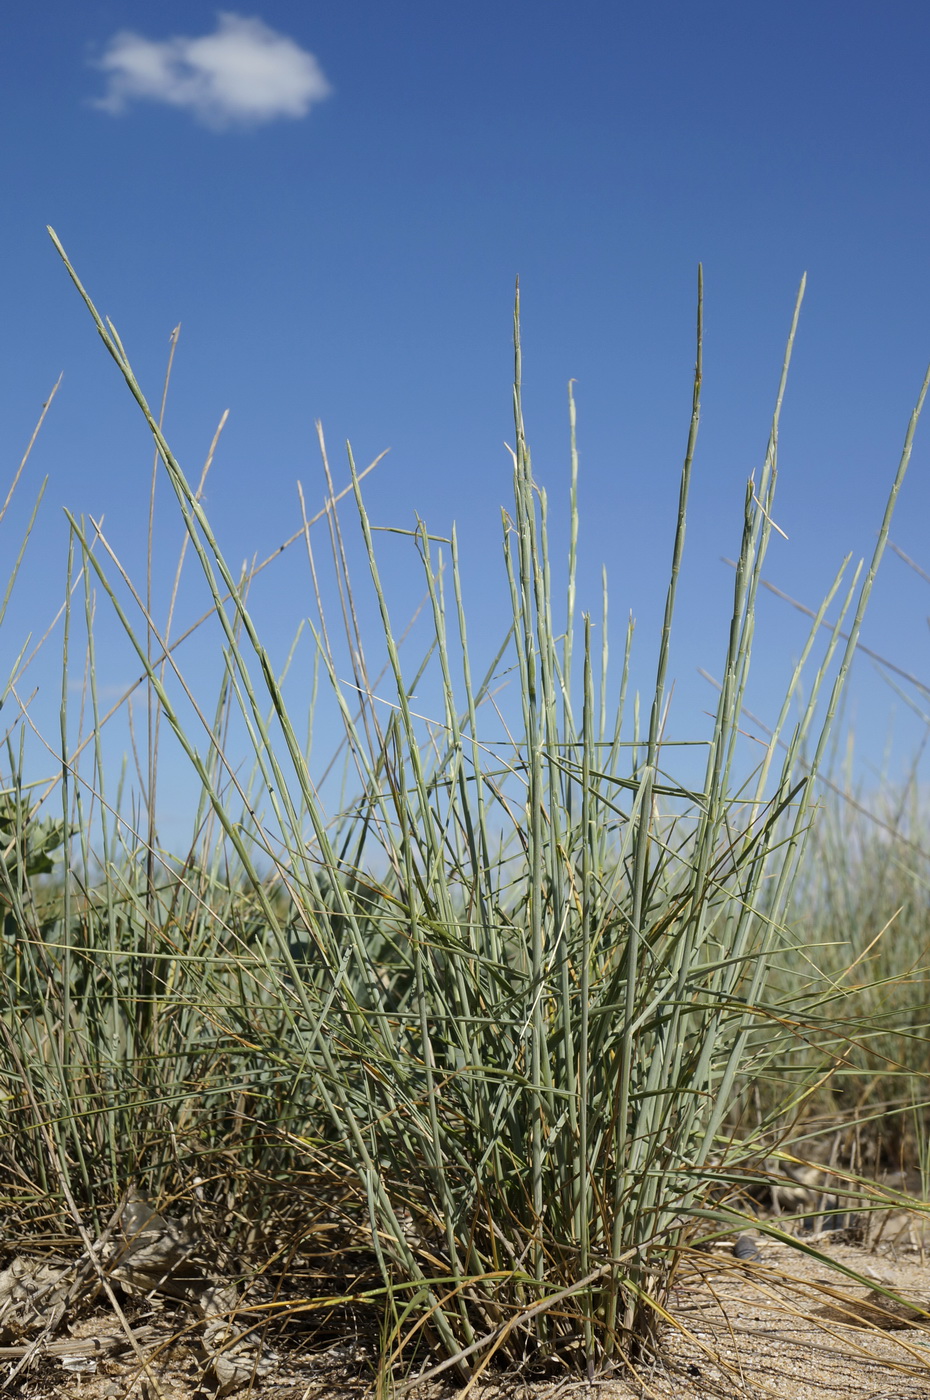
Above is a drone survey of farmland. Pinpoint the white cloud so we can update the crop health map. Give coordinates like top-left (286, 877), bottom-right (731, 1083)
top-left (92, 12), bottom-right (331, 130)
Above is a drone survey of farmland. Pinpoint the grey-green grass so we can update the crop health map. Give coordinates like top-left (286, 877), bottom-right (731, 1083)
top-left (0, 236), bottom-right (927, 1381)
top-left (745, 763), bottom-right (930, 1171)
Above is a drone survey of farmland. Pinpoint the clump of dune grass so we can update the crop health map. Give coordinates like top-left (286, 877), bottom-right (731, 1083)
top-left (737, 762), bottom-right (930, 1186)
top-left (718, 549), bottom-right (930, 1185)
top-left (0, 233), bottom-right (926, 1382)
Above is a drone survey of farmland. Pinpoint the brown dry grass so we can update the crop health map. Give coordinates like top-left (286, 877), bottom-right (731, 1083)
top-left (11, 1219), bottom-right (930, 1400)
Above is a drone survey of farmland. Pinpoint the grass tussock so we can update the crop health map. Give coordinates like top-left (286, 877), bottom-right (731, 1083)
top-left (0, 235), bottom-right (928, 1384)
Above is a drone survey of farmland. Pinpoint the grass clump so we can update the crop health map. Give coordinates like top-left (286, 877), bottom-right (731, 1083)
top-left (745, 768), bottom-right (930, 1187)
top-left (0, 236), bottom-right (926, 1383)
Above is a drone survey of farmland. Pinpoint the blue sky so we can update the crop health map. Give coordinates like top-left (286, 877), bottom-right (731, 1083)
top-left (4, 2), bottom-right (930, 846)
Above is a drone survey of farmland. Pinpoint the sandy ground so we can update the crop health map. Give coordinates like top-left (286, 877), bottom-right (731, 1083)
top-left (10, 1224), bottom-right (930, 1400)
top-left (597, 1233), bottom-right (930, 1400)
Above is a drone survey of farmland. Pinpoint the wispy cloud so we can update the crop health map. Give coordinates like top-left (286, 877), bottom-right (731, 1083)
top-left (92, 12), bottom-right (331, 130)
